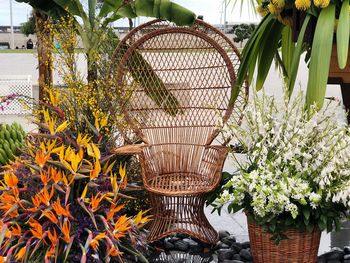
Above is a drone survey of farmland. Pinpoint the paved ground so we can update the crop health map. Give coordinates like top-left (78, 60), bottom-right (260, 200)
top-left (1, 53), bottom-right (349, 255)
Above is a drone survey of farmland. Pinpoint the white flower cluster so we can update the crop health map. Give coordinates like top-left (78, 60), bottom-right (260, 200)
top-left (219, 93), bottom-right (350, 219)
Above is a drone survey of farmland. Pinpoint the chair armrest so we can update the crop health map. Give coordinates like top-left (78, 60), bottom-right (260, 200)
top-left (200, 145), bottom-right (228, 189)
top-left (111, 144), bottom-right (149, 155)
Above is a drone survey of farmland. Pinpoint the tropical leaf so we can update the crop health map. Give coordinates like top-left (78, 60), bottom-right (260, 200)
top-left (99, 0), bottom-right (123, 18)
top-left (287, 14), bottom-right (310, 98)
top-left (256, 20), bottom-right (283, 91)
top-left (281, 26), bottom-right (295, 81)
top-left (337, 0), bottom-right (350, 69)
top-left (119, 0), bottom-right (196, 26)
top-left (232, 14), bottom-right (273, 105)
top-left (53, 0), bottom-right (86, 18)
top-left (88, 0), bottom-right (97, 28)
top-left (15, 0), bottom-right (68, 18)
top-left (306, 4), bottom-right (335, 110)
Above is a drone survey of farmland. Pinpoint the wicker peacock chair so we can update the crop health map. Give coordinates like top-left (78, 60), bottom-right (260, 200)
top-left (109, 19), bottom-right (248, 245)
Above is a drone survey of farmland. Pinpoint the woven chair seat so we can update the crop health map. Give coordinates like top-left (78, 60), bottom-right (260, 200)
top-left (146, 172), bottom-right (211, 194)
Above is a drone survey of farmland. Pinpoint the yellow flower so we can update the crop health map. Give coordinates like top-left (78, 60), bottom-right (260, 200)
top-left (90, 158), bottom-right (101, 180)
top-left (268, 3), bottom-right (283, 15)
top-left (256, 5), bottom-right (269, 17)
top-left (4, 172), bottom-right (18, 188)
top-left (295, 0), bottom-right (311, 10)
top-left (313, 0), bottom-right (330, 8)
top-left (55, 121), bottom-right (69, 133)
top-left (48, 90), bottom-right (60, 106)
top-left (15, 247), bottom-right (26, 261)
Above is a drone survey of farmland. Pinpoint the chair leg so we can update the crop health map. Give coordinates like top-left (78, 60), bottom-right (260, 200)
top-left (146, 192), bottom-right (219, 245)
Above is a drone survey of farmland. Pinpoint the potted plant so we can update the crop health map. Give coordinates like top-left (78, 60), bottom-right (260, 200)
top-left (232, 0), bottom-right (350, 111)
top-left (214, 92), bottom-right (350, 262)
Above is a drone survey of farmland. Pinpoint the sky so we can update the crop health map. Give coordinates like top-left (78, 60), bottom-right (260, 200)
top-left (0, 0), bottom-right (260, 26)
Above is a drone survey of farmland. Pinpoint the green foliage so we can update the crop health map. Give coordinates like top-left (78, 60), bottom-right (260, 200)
top-left (234, 0), bottom-right (350, 111)
top-left (306, 4), bottom-right (335, 110)
top-left (0, 123), bottom-right (26, 166)
top-left (20, 12), bottom-right (36, 36)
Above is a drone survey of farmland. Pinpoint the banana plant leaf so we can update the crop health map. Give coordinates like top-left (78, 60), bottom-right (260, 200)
top-left (120, 43), bottom-right (181, 116)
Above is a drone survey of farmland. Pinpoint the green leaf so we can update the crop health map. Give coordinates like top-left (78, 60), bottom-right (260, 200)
top-left (327, 218), bottom-right (333, 232)
top-left (53, 0), bottom-right (85, 18)
top-left (256, 20), bottom-right (284, 91)
top-left (306, 4), bottom-right (335, 110)
top-left (337, 0), bottom-right (350, 69)
top-left (98, 0), bottom-right (123, 18)
top-left (0, 225), bottom-right (7, 248)
top-left (119, 0), bottom-right (196, 26)
top-left (269, 223), bottom-right (276, 232)
top-left (88, 0), bottom-right (97, 28)
top-left (281, 26), bottom-right (295, 81)
top-left (303, 206), bottom-right (310, 221)
top-left (287, 14), bottom-right (311, 98)
top-left (306, 223), bottom-right (314, 232)
top-left (232, 14), bottom-right (274, 105)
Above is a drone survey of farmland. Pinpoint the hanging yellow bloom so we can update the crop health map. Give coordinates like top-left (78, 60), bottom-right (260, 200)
top-left (272, 0), bottom-right (285, 9)
top-left (268, 3), bottom-right (283, 15)
top-left (295, 0), bottom-right (311, 10)
top-left (313, 0), bottom-right (330, 8)
top-left (256, 5), bottom-right (269, 17)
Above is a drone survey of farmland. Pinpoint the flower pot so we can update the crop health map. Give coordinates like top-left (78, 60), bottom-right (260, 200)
top-left (247, 219), bottom-right (321, 263)
top-left (329, 45), bottom-right (350, 83)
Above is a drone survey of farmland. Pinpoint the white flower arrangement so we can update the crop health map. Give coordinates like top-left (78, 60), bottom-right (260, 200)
top-left (216, 92), bottom-right (350, 238)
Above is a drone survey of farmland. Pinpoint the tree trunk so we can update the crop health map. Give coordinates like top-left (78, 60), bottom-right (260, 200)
top-left (34, 9), bottom-right (53, 102)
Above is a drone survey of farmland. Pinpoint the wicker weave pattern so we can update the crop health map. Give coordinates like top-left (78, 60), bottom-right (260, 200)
top-left (248, 220), bottom-right (321, 263)
top-left (111, 19), bottom-right (247, 244)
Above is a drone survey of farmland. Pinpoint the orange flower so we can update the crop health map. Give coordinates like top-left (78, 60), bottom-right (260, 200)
top-left (90, 193), bottom-right (105, 212)
top-left (47, 228), bottom-right (58, 245)
top-left (90, 159), bottom-right (101, 180)
top-left (28, 219), bottom-right (43, 239)
top-left (50, 167), bottom-right (62, 183)
top-left (108, 246), bottom-right (122, 257)
top-left (29, 194), bottom-right (42, 212)
top-left (0, 192), bottom-right (16, 203)
top-left (106, 204), bottom-right (124, 221)
top-left (4, 172), bottom-right (18, 188)
top-left (45, 246), bottom-right (56, 261)
top-left (40, 171), bottom-right (51, 185)
top-left (0, 203), bottom-right (15, 215)
top-left (90, 233), bottom-right (106, 251)
top-left (35, 151), bottom-right (50, 168)
top-left (52, 197), bottom-right (71, 217)
top-left (113, 215), bottom-right (131, 239)
top-left (0, 256), bottom-right (6, 263)
top-left (41, 210), bottom-right (58, 224)
top-left (60, 219), bottom-right (71, 243)
top-left (10, 223), bottom-right (21, 237)
top-left (15, 247), bottom-right (26, 261)
top-left (39, 186), bottom-right (54, 206)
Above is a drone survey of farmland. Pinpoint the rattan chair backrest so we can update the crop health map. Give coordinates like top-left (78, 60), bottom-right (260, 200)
top-left (110, 19), bottom-right (247, 145)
